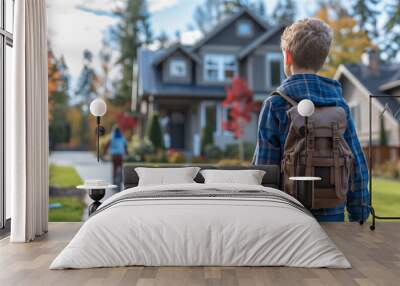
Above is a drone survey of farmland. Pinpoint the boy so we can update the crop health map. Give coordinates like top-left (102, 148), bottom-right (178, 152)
top-left (253, 18), bottom-right (369, 222)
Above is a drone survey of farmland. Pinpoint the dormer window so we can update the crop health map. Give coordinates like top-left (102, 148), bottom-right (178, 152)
top-left (237, 20), bottom-right (253, 37)
top-left (169, 59), bottom-right (187, 77)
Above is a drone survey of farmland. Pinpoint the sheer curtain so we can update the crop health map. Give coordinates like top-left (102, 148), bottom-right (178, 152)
top-left (8, 0), bottom-right (48, 242)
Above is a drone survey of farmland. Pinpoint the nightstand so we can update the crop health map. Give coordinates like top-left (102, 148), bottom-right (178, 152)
top-left (77, 183), bottom-right (117, 215)
top-left (289, 177), bottom-right (321, 209)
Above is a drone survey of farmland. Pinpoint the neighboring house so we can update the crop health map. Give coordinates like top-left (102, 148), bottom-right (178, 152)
top-left (133, 8), bottom-right (286, 156)
top-left (334, 49), bottom-right (400, 148)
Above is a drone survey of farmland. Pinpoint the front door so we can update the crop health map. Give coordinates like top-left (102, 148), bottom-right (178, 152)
top-left (169, 111), bottom-right (186, 149)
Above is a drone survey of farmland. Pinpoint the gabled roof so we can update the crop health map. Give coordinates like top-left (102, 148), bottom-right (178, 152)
top-left (237, 24), bottom-right (286, 59)
top-left (138, 48), bottom-right (226, 98)
top-left (379, 80), bottom-right (400, 92)
top-left (335, 63), bottom-right (400, 122)
top-left (190, 8), bottom-right (268, 52)
top-left (153, 43), bottom-right (200, 66)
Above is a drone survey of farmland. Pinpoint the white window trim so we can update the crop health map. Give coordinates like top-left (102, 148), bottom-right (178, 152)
top-left (348, 101), bottom-right (362, 131)
top-left (236, 19), bottom-right (253, 37)
top-left (203, 54), bottom-right (237, 82)
top-left (266, 53), bottom-right (284, 89)
top-left (169, 58), bottom-right (187, 77)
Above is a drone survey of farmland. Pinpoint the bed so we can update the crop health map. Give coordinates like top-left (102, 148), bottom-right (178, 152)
top-left (50, 165), bottom-right (350, 269)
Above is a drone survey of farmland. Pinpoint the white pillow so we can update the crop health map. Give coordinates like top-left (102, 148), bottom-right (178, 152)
top-left (135, 167), bottom-right (201, 186)
top-left (200, 169), bottom-right (266, 185)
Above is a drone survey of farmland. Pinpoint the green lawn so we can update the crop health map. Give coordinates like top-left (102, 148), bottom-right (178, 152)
top-left (371, 177), bottom-right (400, 218)
top-left (49, 196), bottom-right (85, 222)
top-left (49, 164), bottom-right (84, 221)
top-left (49, 164), bottom-right (83, 188)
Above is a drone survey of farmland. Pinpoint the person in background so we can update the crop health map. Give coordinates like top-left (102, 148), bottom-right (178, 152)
top-left (104, 126), bottom-right (128, 186)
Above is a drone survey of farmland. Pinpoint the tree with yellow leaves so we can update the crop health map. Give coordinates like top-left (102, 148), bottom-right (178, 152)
top-left (316, 2), bottom-right (373, 78)
top-left (48, 47), bottom-right (70, 150)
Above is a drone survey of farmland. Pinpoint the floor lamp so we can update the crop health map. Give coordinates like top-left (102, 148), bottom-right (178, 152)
top-left (366, 94), bottom-right (400, 230)
top-left (89, 98), bottom-right (107, 162)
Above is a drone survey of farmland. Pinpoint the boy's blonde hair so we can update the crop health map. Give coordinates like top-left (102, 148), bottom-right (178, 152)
top-left (281, 18), bottom-right (332, 72)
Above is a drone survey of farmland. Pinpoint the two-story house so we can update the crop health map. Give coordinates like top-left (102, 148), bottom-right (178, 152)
top-left (334, 49), bottom-right (400, 148)
top-left (133, 8), bottom-right (286, 156)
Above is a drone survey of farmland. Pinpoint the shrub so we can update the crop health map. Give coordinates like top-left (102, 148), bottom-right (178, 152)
top-left (145, 149), bottom-right (168, 163)
top-left (223, 143), bottom-right (255, 160)
top-left (128, 135), bottom-right (154, 162)
top-left (204, 144), bottom-right (223, 161)
top-left (191, 156), bottom-right (207, 164)
top-left (217, 159), bottom-right (250, 166)
top-left (146, 113), bottom-right (164, 150)
top-left (201, 119), bottom-right (214, 156)
top-left (167, 149), bottom-right (187, 164)
top-left (49, 164), bottom-right (83, 188)
top-left (373, 160), bottom-right (400, 180)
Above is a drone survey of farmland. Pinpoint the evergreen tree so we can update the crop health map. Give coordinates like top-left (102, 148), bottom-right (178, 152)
top-left (158, 31), bottom-right (169, 48)
top-left (75, 49), bottom-right (99, 148)
top-left (146, 113), bottom-right (164, 150)
top-left (48, 50), bottom-right (70, 150)
top-left (271, 0), bottom-right (296, 25)
top-left (112, 0), bottom-right (152, 108)
top-left (201, 119), bottom-right (215, 156)
top-left (351, 0), bottom-right (379, 40)
top-left (379, 116), bottom-right (388, 146)
top-left (384, 1), bottom-right (400, 60)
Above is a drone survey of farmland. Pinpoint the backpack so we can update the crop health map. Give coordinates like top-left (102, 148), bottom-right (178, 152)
top-left (275, 90), bottom-right (354, 209)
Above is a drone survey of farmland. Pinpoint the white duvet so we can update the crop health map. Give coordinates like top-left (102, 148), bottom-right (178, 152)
top-left (50, 183), bottom-right (351, 269)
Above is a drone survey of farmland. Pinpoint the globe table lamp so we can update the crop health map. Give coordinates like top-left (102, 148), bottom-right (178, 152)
top-left (90, 98), bottom-right (107, 162)
top-left (297, 99), bottom-right (315, 171)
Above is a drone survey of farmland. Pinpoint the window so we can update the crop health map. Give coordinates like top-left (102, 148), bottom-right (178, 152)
top-left (350, 105), bottom-right (361, 131)
top-left (169, 59), bottom-right (186, 77)
top-left (1, 0), bottom-right (14, 230)
top-left (266, 53), bottom-right (284, 88)
top-left (237, 20), bottom-right (253, 37)
top-left (204, 54), bottom-right (237, 82)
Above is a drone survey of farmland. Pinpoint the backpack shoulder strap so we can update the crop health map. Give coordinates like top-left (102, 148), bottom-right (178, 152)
top-left (272, 90), bottom-right (298, 106)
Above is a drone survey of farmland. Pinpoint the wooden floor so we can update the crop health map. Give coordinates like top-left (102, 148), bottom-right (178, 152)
top-left (0, 222), bottom-right (399, 286)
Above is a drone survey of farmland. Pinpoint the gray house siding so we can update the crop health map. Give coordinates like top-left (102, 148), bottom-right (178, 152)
top-left (245, 46), bottom-right (282, 92)
top-left (161, 50), bottom-right (192, 84)
top-left (251, 54), bottom-right (266, 91)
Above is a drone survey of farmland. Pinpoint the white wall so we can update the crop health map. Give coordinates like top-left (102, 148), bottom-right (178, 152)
top-left (342, 78), bottom-right (400, 146)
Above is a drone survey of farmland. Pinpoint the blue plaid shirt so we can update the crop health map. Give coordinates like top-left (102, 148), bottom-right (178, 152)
top-left (253, 74), bottom-right (370, 222)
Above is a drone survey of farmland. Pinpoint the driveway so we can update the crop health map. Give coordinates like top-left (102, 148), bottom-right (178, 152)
top-left (50, 151), bottom-right (117, 220)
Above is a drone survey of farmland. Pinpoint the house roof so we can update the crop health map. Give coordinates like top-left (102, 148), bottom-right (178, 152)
top-left (138, 48), bottom-right (226, 98)
top-left (190, 8), bottom-right (269, 52)
top-left (152, 43), bottom-right (200, 66)
top-left (341, 63), bottom-right (400, 122)
top-left (237, 24), bottom-right (286, 59)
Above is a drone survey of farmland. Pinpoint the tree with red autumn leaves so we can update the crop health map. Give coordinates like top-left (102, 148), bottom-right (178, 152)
top-left (222, 76), bottom-right (258, 161)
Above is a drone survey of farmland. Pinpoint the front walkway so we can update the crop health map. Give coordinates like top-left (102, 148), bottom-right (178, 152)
top-left (49, 151), bottom-right (116, 220)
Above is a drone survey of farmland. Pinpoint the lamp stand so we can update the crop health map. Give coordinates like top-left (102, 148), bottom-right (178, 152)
top-left (304, 116), bottom-right (308, 175)
top-left (95, 116), bottom-right (105, 162)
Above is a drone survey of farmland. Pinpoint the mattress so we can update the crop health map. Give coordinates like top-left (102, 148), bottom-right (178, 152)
top-left (50, 183), bottom-right (351, 269)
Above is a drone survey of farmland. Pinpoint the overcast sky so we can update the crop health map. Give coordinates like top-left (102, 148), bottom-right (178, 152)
top-left (46, 0), bottom-right (318, 92)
